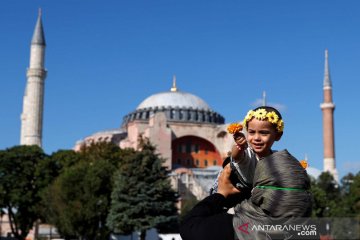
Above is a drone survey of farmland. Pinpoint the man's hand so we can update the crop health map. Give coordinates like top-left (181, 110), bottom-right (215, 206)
top-left (217, 164), bottom-right (241, 198)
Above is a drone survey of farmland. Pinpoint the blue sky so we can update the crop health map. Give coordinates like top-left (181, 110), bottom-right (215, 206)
top-left (0, 1), bottom-right (359, 180)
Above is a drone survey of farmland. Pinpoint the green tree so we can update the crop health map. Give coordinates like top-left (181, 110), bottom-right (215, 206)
top-left (310, 172), bottom-right (341, 217)
top-left (43, 142), bottom-right (124, 239)
top-left (342, 172), bottom-right (360, 217)
top-left (106, 141), bottom-right (179, 240)
top-left (0, 145), bottom-right (49, 240)
top-left (310, 181), bottom-right (328, 217)
top-left (317, 172), bottom-right (340, 201)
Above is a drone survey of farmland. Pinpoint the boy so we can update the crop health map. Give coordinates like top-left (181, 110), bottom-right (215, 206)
top-left (211, 106), bottom-right (284, 197)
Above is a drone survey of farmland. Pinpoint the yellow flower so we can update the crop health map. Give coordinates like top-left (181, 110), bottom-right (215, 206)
top-left (244, 110), bottom-right (254, 121)
top-left (242, 119), bottom-right (247, 129)
top-left (277, 119), bottom-right (284, 132)
top-left (254, 108), bottom-right (267, 120)
top-left (266, 111), bottom-right (279, 124)
top-left (243, 110), bottom-right (254, 129)
top-left (227, 123), bottom-right (243, 134)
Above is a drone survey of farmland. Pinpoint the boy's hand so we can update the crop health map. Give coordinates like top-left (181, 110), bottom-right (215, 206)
top-left (231, 132), bottom-right (247, 162)
top-left (217, 164), bottom-right (241, 198)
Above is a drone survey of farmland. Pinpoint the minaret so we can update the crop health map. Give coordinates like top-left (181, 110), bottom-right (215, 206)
top-left (20, 9), bottom-right (47, 147)
top-left (262, 91), bottom-right (267, 106)
top-left (320, 49), bottom-right (338, 182)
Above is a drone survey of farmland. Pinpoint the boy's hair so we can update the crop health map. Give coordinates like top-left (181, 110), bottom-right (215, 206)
top-left (243, 106), bottom-right (284, 132)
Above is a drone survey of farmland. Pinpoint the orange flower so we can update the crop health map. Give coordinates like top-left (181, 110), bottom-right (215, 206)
top-left (300, 160), bottom-right (308, 169)
top-left (227, 123), bottom-right (243, 134)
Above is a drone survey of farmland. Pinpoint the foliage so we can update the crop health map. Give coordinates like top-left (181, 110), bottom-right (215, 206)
top-left (106, 140), bottom-right (179, 240)
top-left (0, 145), bottom-right (49, 240)
top-left (311, 171), bottom-right (360, 217)
top-left (317, 172), bottom-right (340, 200)
top-left (43, 142), bottom-right (124, 239)
top-left (310, 172), bottom-right (339, 217)
top-left (342, 172), bottom-right (360, 217)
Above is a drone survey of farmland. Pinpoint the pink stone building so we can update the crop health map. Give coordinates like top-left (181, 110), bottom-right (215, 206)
top-left (75, 77), bottom-right (235, 172)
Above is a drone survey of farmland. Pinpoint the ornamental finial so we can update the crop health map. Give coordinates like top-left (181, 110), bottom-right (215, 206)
top-left (170, 75), bottom-right (178, 92)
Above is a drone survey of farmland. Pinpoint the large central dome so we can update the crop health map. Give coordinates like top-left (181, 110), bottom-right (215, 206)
top-left (137, 91), bottom-right (211, 111)
top-left (122, 77), bottom-right (225, 126)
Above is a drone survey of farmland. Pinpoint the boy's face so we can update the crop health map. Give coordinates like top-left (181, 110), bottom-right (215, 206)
top-left (246, 118), bottom-right (282, 159)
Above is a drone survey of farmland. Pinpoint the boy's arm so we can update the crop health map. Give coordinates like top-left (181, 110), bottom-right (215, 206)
top-left (229, 132), bottom-right (257, 188)
top-left (231, 132), bottom-right (248, 164)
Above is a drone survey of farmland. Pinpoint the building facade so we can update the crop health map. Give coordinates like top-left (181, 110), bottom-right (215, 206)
top-left (74, 77), bottom-right (234, 201)
top-left (75, 76), bottom-right (235, 172)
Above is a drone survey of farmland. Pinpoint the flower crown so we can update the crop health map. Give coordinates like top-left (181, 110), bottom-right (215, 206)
top-left (242, 108), bottom-right (284, 132)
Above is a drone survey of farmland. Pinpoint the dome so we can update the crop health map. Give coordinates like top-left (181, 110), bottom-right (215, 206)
top-left (306, 167), bottom-right (322, 180)
top-left (137, 91), bottom-right (211, 110)
top-left (122, 78), bottom-right (225, 126)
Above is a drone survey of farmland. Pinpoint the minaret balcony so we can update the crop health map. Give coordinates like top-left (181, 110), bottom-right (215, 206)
top-left (320, 102), bottom-right (335, 109)
top-left (26, 68), bottom-right (47, 79)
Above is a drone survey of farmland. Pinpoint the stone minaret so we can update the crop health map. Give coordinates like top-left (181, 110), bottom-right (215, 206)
top-left (20, 9), bottom-right (47, 147)
top-left (320, 49), bottom-right (338, 182)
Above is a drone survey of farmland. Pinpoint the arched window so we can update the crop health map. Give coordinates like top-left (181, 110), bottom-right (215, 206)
top-left (195, 144), bottom-right (199, 153)
top-left (170, 109), bottom-right (175, 119)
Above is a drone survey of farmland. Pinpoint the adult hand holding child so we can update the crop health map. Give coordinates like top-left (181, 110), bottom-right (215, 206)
top-left (217, 163), bottom-right (241, 198)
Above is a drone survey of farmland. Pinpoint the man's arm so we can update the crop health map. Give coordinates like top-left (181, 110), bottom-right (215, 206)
top-left (180, 164), bottom-right (240, 240)
top-left (180, 193), bottom-right (234, 240)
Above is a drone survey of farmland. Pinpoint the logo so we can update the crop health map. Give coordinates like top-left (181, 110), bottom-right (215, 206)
top-left (236, 222), bottom-right (318, 239)
top-left (238, 223), bottom-right (250, 234)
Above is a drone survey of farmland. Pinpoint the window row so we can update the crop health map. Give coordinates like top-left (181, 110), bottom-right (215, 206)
top-left (176, 143), bottom-right (209, 154)
top-left (177, 158), bottom-right (217, 167)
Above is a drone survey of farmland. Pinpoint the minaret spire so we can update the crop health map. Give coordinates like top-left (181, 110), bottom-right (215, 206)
top-left (262, 91), bottom-right (267, 106)
top-left (31, 8), bottom-right (46, 46)
top-left (320, 49), bottom-right (338, 182)
top-left (170, 75), bottom-right (178, 92)
top-left (323, 49), bottom-right (332, 89)
top-left (20, 10), bottom-right (47, 147)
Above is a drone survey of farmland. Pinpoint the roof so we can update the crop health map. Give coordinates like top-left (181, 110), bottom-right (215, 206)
top-left (31, 9), bottom-right (46, 46)
top-left (136, 91), bottom-right (211, 111)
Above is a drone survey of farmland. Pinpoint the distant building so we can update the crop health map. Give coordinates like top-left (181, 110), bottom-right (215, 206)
top-left (75, 76), bottom-right (233, 171)
top-left (74, 76), bottom-right (234, 202)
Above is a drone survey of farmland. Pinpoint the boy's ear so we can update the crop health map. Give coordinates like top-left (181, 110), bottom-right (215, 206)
top-left (275, 132), bottom-right (283, 141)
